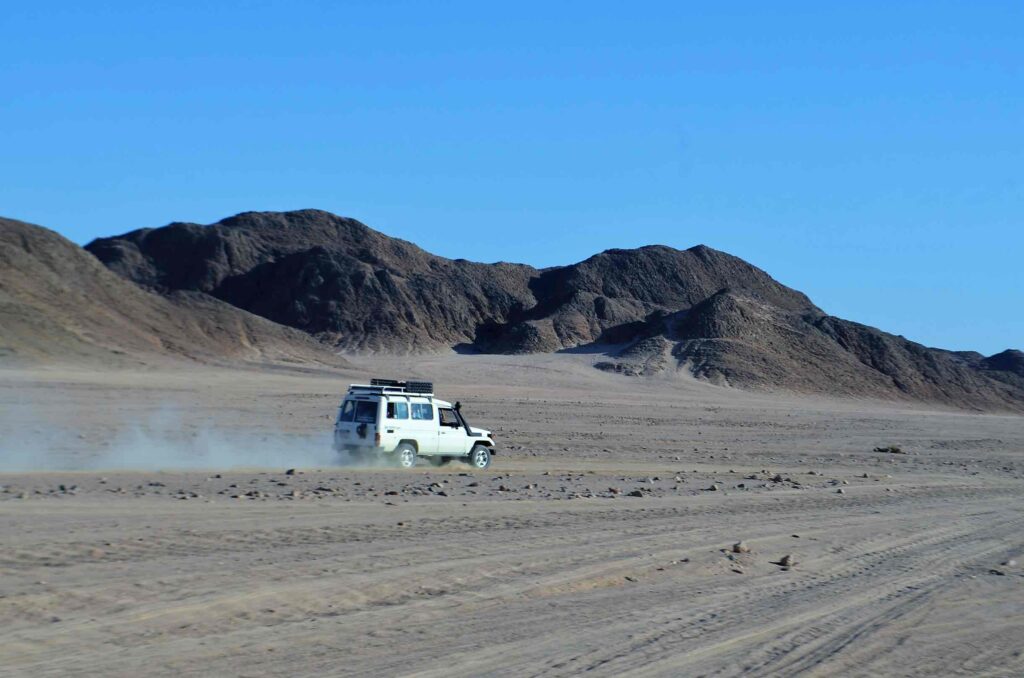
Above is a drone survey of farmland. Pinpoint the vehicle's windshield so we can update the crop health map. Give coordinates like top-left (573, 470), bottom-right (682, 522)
top-left (354, 401), bottom-right (378, 423)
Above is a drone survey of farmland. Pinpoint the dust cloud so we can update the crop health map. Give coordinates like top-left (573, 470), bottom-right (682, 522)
top-left (0, 403), bottom-right (343, 472)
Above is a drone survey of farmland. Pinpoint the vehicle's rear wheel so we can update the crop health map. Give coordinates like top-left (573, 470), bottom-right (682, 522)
top-left (469, 445), bottom-right (491, 470)
top-left (427, 456), bottom-right (450, 467)
top-left (395, 444), bottom-right (418, 469)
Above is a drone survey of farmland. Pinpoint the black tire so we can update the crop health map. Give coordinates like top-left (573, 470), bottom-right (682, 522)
top-left (427, 456), bottom-right (451, 467)
top-left (468, 445), bottom-right (491, 470)
top-left (394, 444), bottom-right (418, 469)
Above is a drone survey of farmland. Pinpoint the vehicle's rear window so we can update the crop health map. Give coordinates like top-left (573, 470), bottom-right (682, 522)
top-left (338, 400), bottom-right (356, 422)
top-left (354, 401), bottom-right (378, 423)
top-left (387, 402), bottom-right (409, 419)
top-left (411, 403), bottom-right (433, 421)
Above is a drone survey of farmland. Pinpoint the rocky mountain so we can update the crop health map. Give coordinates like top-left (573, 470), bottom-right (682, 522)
top-left (86, 210), bottom-right (817, 353)
top-left (14, 208), bottom-right (1019, 411)
top-left (87, 211), bottom-right (538, 353)
top-left (0, 217), bottom-right (346, 367)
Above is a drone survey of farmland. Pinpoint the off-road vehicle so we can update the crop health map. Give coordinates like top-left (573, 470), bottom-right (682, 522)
top-left (332, 379), bottom-right (496, 469)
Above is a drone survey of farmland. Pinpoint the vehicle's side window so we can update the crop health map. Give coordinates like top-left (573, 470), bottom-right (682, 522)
top-left (387, 402), bottom-right (409, 419)
top-left (439, 408), bottom-right (459, 426)
top-left (338, 400), bottom-right (355, 422)
top-left (411, 403), bottom-right (434, 421)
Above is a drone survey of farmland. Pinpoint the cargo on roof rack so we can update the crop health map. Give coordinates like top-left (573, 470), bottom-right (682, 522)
top-left (350, 378), bottom-right (435, 396)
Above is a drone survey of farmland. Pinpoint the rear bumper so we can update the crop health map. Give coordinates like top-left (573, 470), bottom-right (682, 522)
top-left (334, 442), bottom-right (383, 453)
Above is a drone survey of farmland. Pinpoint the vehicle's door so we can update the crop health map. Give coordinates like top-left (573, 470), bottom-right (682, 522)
top-left (383, 398), bottom-right (414, 450)
top-left (410, 401), bottom-right (438, 454)
top-left (334, 398), bottom-right (380, 448)
top-left (334, 399), bottom-right (356, 447)
top-left (437, 407), bottom-right (469, 455)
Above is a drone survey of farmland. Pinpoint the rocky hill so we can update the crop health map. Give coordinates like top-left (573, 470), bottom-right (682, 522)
top-left (656, 290), bottom-right (1024, 410)
top-left (0, 217), bottom-right (346, 367)
top-left (86, 210), bottom-right (817, 353)
top-left (87, 211), bottom-right (538, 353)
top-left (10, 208), bottom-right (1020, 411)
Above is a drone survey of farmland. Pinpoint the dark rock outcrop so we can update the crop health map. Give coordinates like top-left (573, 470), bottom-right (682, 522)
top-left (88, 210), bottom-right (538, 352)
top-left (982, 349), bottom-right (1024, 376)
top-left (978, 349), bottom-right (1024, 391)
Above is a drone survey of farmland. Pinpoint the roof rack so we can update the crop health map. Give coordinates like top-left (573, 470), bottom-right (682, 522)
top-left (349, 378), bottom-right (434, 396)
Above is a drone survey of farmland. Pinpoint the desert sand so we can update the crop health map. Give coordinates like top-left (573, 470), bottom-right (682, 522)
top-left (2, 353), bottom-right (1022, 676)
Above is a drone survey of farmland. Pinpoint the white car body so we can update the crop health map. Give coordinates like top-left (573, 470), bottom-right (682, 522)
top-left (333, 381), bottom-right (496, 467)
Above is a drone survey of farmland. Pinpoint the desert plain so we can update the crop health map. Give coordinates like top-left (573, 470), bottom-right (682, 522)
top-left (1, 354), bottom-right (1022, 677)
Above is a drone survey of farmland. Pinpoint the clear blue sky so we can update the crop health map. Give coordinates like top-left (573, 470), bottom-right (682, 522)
top-left (2, 2), bottom-right (1021, 354)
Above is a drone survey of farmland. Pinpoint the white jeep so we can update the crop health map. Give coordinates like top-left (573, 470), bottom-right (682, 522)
top-left (332, 379), bottom-right (496, 469)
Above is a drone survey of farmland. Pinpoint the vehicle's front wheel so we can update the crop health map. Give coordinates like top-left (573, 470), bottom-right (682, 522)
top-left (468, 445), bottom-right (491, 470)
top-left (394, 444), bottom-right (418, 469)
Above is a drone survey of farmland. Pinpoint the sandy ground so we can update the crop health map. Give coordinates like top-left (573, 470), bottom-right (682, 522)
top-left (1, 354), bottom-right (1022, 677)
